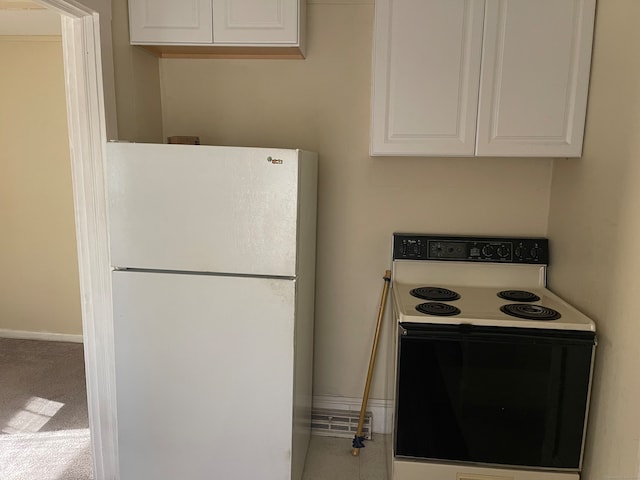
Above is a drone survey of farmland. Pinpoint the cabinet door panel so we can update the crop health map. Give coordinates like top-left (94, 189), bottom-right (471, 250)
top-left (212, 0), bottom-right (299, 44)
top-left (476, 0), bottom-right (595, 157)
top-left (129, 0), bottom-right (213, 44)
top-left (371, 0), bottom-right (485, 156)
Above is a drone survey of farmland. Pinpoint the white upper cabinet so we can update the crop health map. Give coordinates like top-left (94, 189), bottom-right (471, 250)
top-left (212, 0), bottom-right (299, 44)
top-left (128, 0), bottom-right (304, 56)
top-left (476, 0), bottom-right (595, 156)
top-left (371, 0), bottom-right (485, 156)
top-left (129, 0), bottom-right (213, 44)
top-left (370, 0), bottom-right (596, 157)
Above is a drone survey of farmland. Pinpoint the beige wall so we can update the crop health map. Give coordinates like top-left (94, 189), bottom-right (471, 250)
top-left (547, 1), bottom-right (640, 478)
top-left (0, 36), bottom-right (82, 335)
top-left (111, 0), bottom-right (163, 142)
top-left (158, 1), bottom-right (553, 400)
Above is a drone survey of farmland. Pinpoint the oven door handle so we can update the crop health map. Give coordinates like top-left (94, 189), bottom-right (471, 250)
top-left (399, 323), bottom-right (596, 346)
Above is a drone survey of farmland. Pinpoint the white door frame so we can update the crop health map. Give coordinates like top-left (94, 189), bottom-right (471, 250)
top-left (36, 1), bottom-right (118, 479)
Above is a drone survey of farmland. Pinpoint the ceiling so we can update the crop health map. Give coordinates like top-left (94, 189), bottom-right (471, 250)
top-left (0, 1), bottom-right (61, 35)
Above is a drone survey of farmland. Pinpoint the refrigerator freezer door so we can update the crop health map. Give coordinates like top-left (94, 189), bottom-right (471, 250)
top-left (112, 270), bottom-right (297, 480)
top-left (107, 143), bottom-right (303, 277)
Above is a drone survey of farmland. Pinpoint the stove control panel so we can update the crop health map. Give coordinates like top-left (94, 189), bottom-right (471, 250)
top-left (393, 234), bottom-right (549, 264)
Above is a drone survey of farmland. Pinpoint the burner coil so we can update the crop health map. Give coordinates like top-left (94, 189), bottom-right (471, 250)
top-left (410, 287), bottom-right (460, 301)
top-left (498, 290), bottom-right (541, 302)
top-left (415, 302), bottom-right (461, 316)
top-left (500, 304), bottom-right (561, 321)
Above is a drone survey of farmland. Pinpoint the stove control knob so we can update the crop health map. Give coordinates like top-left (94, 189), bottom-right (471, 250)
top-left (482, 245), bottom-right (494, 257)
top-left (497, 246), bottom-right (510, 258)
top-left (515, 246), bottom-right (525, 259)
top-left (530, 247), bottom-right (540, 260)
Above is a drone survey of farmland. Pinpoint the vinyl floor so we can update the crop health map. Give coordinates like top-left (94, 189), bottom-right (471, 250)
top-left (303, 434), bottom-right (389, 480)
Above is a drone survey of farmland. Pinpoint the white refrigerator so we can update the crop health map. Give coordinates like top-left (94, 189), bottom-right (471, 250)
top-left (106, 142), bottom-right (318, 480)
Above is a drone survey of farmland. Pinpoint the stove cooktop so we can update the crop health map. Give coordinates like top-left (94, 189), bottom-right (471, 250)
top-left (393, 283), bottom-right (595, 331)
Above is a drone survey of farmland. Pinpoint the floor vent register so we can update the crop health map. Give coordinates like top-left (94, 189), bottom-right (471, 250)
top-left (311, 408), bottom-right (373, 440)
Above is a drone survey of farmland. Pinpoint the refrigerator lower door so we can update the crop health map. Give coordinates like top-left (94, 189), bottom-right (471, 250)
top-left (112, 271), bottom-right (300, 480)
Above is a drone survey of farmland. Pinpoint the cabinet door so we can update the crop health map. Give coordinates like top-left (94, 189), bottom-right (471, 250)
top-left (371, 0), bottom-right (485, 156)
top-left (129, 0), bottom-right (213, 44)
top-left (476, 0), bottom-right (596, 157)
top-left (212, 0), bottom-right (299, 45)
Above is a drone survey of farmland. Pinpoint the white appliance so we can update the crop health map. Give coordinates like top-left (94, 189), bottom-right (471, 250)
top-left (106, 142), bottom-right (318, 480)
top-left (389, 234), bottom-right (596, 480)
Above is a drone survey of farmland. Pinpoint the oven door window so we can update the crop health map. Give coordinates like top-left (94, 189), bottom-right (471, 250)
top-left (395, 324), bottom-right (595, 470)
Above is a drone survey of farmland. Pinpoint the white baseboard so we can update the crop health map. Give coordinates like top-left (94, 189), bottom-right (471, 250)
top-left (313, 394), bottom-right (393, 434)
top-left (0, 329), bottom-right (83, 343)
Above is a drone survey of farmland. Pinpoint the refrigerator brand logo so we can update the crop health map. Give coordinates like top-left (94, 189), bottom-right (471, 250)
top-left (267, 156), bottom-right (283, 164)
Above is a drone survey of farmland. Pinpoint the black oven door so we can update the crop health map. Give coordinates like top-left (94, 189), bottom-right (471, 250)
top-left (395, 323), bottom-right (595, 470)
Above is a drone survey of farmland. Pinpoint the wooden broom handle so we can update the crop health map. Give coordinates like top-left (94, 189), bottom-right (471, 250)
top-left (352, 269), bottom-right (392, 456)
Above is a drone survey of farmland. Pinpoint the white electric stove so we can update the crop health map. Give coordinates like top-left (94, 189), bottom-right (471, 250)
top-left (393, 275), bottom-right (596, 332)
top-left (389, 234), bottom-right (596, 480)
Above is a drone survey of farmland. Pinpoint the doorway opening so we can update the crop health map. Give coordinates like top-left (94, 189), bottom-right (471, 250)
top-left (0, 1), bottom-right (117, 479)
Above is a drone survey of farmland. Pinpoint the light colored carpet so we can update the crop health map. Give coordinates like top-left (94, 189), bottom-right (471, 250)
top-left (0, 338), bottom-right (93, 479)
